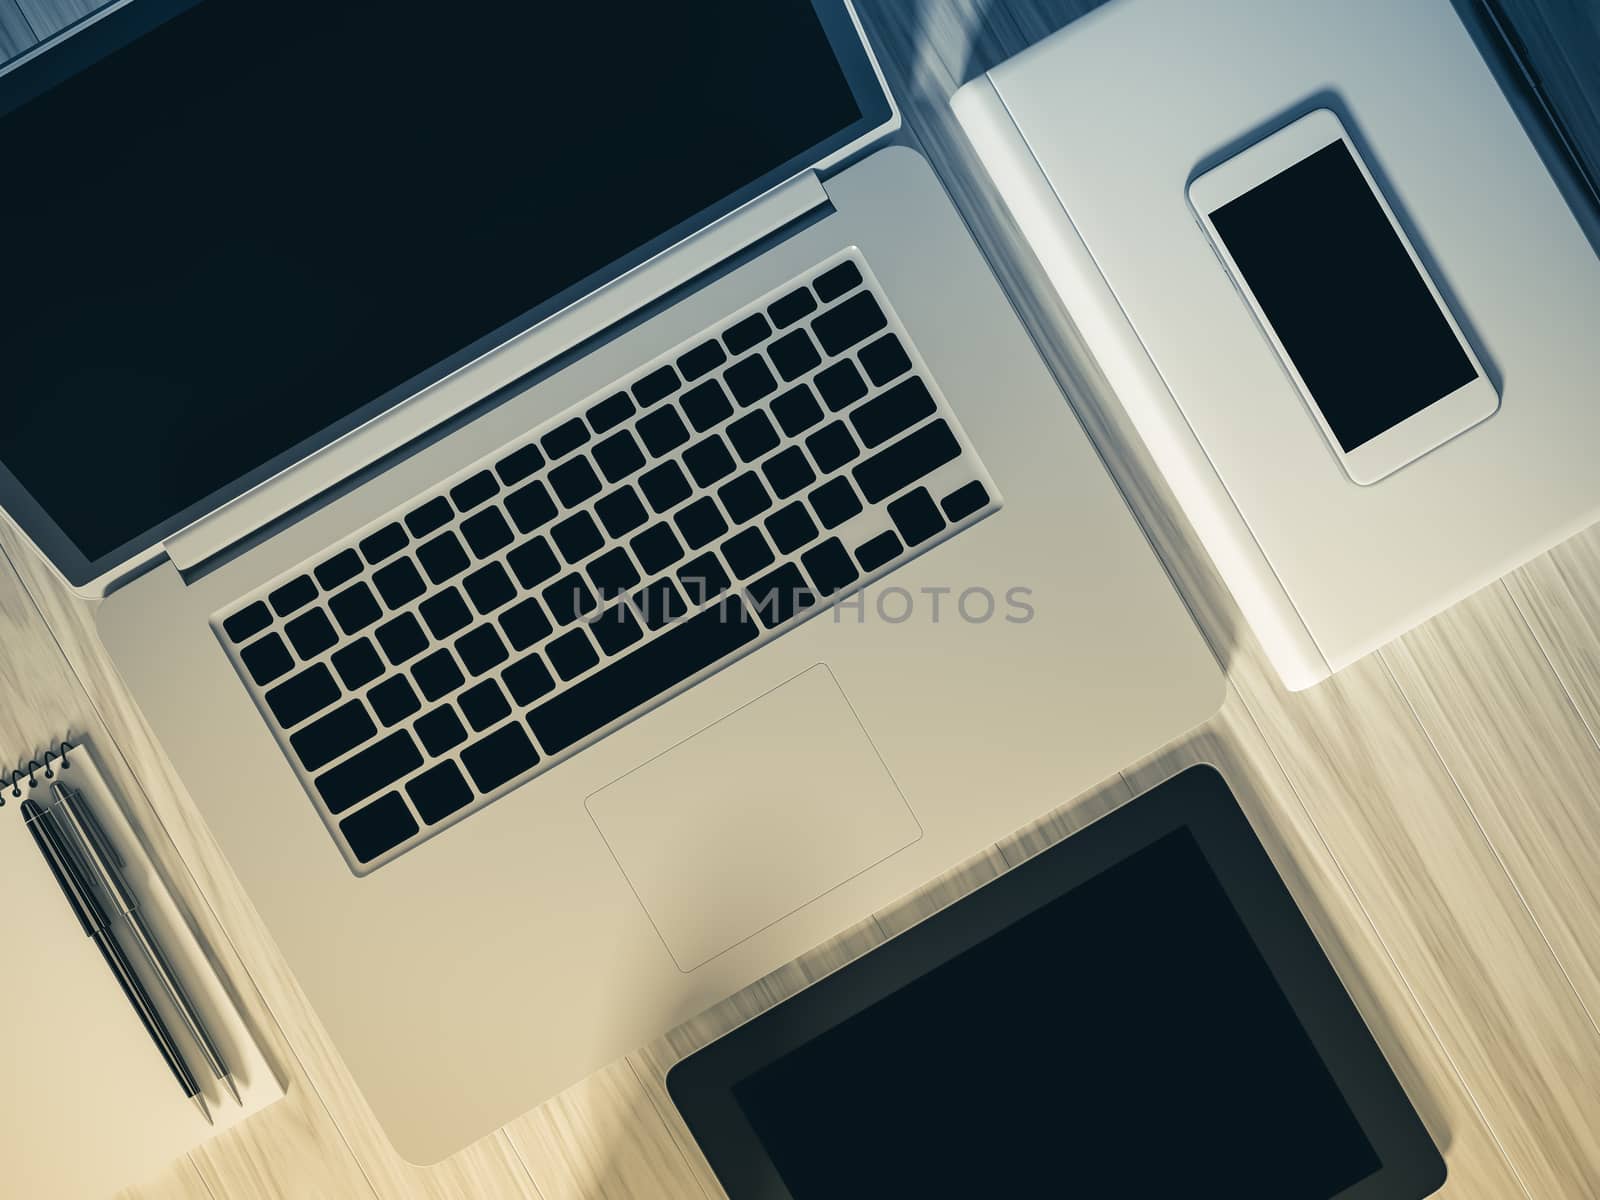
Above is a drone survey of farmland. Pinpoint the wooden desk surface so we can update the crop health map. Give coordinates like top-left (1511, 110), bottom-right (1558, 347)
top-left (2, 1), bottom-right (1598, 1196)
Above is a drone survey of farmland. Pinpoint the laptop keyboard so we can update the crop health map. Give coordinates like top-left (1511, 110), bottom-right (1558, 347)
top-left (217, 252), bottom-right (999, 874)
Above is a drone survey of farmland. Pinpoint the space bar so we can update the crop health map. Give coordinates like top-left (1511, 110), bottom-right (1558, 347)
top-left (528, 597), bottom-right (758, 755)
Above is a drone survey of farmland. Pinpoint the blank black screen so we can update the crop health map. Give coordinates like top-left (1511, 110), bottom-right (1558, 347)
top-left (0, 0), bottom-right (866, 563)
top-left (1209, 139), bottom-right (1477, 452)
top-left (731, 831), bottom-right (1380, 1198)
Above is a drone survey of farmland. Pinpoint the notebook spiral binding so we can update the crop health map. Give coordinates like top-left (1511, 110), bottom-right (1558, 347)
top-left (2, 740), bottom-right (74, 806)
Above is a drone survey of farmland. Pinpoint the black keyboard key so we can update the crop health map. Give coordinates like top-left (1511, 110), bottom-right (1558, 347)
top-left (373, 557), bottom-right (427, 609)
top-left (543, 573), bottom-right (597, 625)
top-left (718, 471), bottom-right (772, 524)
top-left (285, 608), bottom-right (338, 660)
top-left (633, 365), bottom-right (680, 407)
top-left (595, 486), bottom-right (649, 538)
top-left (332, 639), bottom-right (384, 690)
top-left (723, 312), bottom-right (772, 355)
top-left (768, 328), bottom-right (821, 381)
top-left (461, 507), bottom-right (514, 558)
top-left (853, 419), bottom-right (961, 504)
top-left (407, 761), bottom-right (474, 824)
top-left (725, 355), bottom-right (778, 406)
top-left (813, 290), bottom-right (888, 356)
top-left (412, 648), bottom-right (465, 702)
top-left (727, 410), bottom-right (780, 462)
top-left (761, 446), bottom-right (816, 500)
top-left (462, 724), bottom-right (541, 792)
top-left (417, 532), bottom-right (471, 585)
top-left (496, 443), bottom-right (546, 486)
top-left (806, 421), bottom-right (860, 474)
top-left (369, 675), bottom-right (422, 726)
top-left (678, 339), bottom-right (727, 381)
top-left (851, 377), bottom-right (936, 450)
top-left (637, 407), bottom-right (690, 457)
top-left (809, 477), bottom-right (863, 529)
top-left (683, 435), bottom-right (736, 488)
top-left (674, 497), bottom-right (728, 550)
top-left (528, 596), bottom-right (757, 754)
top-left (772, 384), bottom-right (824, 437)
top-left (765, 502), bottom-right (819, 554)
top-left (317, 732), bottom-right (422, 815)
top-left (587, 547), bottom-right (641, 596)
top-left (632, 577), bottom-right (687, 630)
top-left (815, 359), bottom-right (868, 411)
top-left (801, 537), bottom-right (860, 598)
top-left (722, 528), bottom-right (775, 579)
top-left (506, 480), bottom-right (558, 532)
top-left (265, 662), bottom-right (338, 727)
top-left (859, 333), bottom-right (912, 387)
top-left (507, 537), bottom-right (560, 589)
top-left (552, 511), bottom-right (604, 564)
top-left (541, 417), bottom-right (591, 461)
top-left (593, 430), bottom-right (646, 483)
top-left (415, 706), bottom-right (468, 756)
top-left (456, 625), bottom-right (509, 676)
top-left (340, 792), bottom-right (419, 863)
top-left (292, 701), bottom-right (377, 772)
top-left (419, 588), bottom-right (473, 640)
top-left (769, 286), bottom-right (818, 328)
top-left (499, 597), bottom-right (553, 651)
top-left (241, 633), bottom-right (294, 686)
top-left (747, 562), bottom-right (816, 629)
top-left (269, 575), bottom-right (317, 618)
top-left (503, 653), bottom-right (556, 705)
top-left (405, 497), bottom-right (453, 538)
top-left (855, 530), bottom-right (904, 572)
top-left (547, 627), bottom-right (599, 680)
top-left (631, 522), bottom-right (685, 574)
top-left (592, 603), bottom-right (644, 656)
top-left (314, 549), bottom-right (362, 591)
top-left (329, 582), bottom-right (382, 635)
top-left (463, 562), bottom-right (516, 615)
top-left (450, 470), bottom-right (500, 513)
top-left (587, 391), bottom-right (636, 434)
top-left (682, 379), bottom-right (734, 432)
top-left (814, 259), bottom-right (863, 302)
top-left (376, 612), bottom-right (429, 665)
top-left (888, 487), bottom-right (946, 547)
top-left (360, 523), bottom-right (409, 565)
top-left (550, 456), bottom-right (602, 507)
top-left (677, 553), bottom-right (731, 605)
top-left (941, 480), bottom-right (990, 522)
top-left (224, 601), bottom-right (272, 644)
top-left (458, 680), bottom-right (511, 732)
top-left (640, 461), bottom-right (692, 512)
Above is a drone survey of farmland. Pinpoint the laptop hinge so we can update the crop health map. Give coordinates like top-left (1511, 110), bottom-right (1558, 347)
top-left (166, 170), bottom-right (830, 574)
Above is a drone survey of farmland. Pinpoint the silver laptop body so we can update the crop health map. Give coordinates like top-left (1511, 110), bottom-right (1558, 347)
top-left (7, 0), bottom-right (1220, 1162)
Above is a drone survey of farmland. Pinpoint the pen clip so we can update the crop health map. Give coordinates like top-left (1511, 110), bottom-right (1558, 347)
top-left (52, 782), bottom-right (124, 872)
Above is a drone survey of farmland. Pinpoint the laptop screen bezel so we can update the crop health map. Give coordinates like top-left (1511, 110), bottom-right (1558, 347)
top-left (0, 0), bottom-right (895, 590)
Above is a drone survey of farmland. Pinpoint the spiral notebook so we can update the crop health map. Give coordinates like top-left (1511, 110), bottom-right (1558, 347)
top-left (1, 740), bottom-right (283, 1199)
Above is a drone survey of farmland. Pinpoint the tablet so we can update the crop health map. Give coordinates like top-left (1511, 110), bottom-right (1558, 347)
top-left (668, 766), bottom-right (1445, 1199)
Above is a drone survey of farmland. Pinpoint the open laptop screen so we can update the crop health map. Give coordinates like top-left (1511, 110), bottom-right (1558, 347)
top-left (0, 0), bottom-right (888, 582)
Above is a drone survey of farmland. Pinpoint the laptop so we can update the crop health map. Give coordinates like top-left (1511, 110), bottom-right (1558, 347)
top-left (0, 0), bottom-right (1222, 1162)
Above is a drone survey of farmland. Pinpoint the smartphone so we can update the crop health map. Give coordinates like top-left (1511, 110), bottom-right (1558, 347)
top-left (1189, 109), bottom-right (1498, 484)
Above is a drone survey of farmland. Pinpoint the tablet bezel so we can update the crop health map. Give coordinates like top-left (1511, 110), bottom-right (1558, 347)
top-left (667, 765), bottom-right (1446, 1200)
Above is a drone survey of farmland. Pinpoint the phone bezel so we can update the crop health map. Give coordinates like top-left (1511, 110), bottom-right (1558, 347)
top-left (1188, 108), bottom-right (1497, 485)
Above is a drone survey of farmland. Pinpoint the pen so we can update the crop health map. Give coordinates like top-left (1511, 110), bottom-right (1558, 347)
top-left (19, 798), bottom-right (211, 1126)
top-left (51, 783), bottom-right (241, 1105)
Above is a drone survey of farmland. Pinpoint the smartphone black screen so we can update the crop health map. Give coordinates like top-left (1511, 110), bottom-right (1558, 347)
top-left (1208, 138), bottom-right (1478, 452)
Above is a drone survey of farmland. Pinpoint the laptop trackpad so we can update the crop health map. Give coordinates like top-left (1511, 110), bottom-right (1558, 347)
top-left (587, 665), bottom-right (921, 972)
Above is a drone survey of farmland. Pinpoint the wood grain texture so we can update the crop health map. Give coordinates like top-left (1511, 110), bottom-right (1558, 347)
top-left (13, 0), bottom-right (94, 41)
top-left (0, 0), bottom-right (34, 59)
top-left (3, 0), bottom-right (1600, 1196)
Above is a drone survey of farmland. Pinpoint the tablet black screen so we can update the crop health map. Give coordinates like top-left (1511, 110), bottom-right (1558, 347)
top-left (730, 829), bottom-right (1380, 1198)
